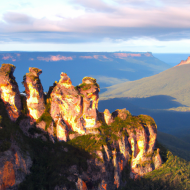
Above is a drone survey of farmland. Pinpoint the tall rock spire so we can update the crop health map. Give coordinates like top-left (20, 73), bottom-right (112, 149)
top-left (23, 67), bottom-right (45, 120)
top-left (0, 64), bottom-right (21, 121)
top-left (78, 77), bottom-right (100, 129)
top-left (50, 72), bottom-right (85, 140)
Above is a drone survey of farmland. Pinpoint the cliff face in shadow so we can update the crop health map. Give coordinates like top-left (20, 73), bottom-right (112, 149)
top-left (0, 64), bottom-right (163, 190)
top-left (98, 96), bottom-right (190, 138)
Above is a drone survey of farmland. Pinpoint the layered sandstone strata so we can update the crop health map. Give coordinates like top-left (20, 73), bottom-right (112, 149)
top-left (23, 67), bottom-right (45, 120)
top-left (0, 64), bottom-right (21, 121)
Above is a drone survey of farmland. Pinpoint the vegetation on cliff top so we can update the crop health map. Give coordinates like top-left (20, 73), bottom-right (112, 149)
top-left (36, 98), bottom-right (52, 130)
top-left (0, 63), bottom-right (15, 76)
top-left (68, 115), bottom-right (156, 157)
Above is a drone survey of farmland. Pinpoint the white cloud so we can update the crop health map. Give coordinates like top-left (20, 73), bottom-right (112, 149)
top-left (1, 0), bottom-right (190, 51)
top-left (1, 37), bottom-right (190, 53)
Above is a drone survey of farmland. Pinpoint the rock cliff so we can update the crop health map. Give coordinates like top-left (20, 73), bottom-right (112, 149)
top-left (50, 74), bottom-right (100, 140)
top-left (0, 64), bottom-right (163, 189)
top-left (0, 144), bottom-right (32, 190)
top-left (23, 67), bottom-right (45, 120)
top-left (0, 64), bottom-right (21, 121)
top-left (176, 56), bottom-right (190, 66)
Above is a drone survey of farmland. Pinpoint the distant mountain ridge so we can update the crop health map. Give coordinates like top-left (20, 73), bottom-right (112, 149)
top-left (100, 64), bottom-right (190, 111)
top-left (0, 51), bottom-right (171, 92)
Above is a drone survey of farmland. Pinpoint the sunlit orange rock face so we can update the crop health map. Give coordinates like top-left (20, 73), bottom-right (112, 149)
top-left (91, 109), bottom-right (162, 187)
top-left (50, 74), bottom-right (100, 140)
top-left (0, 64), bottom-right (162, 189)
top-left (78, 77), bottom-right (100, 130)
top-left (24, 67), bottom-right (45, 120)
top-left (0, 64), bottom-right (21, 121)
top-left (50, 73), bottom-right (84, 141)
top-left (0, 144), bottom-right (32, 189)
top-left (176, 56), bottom-right (190, 66)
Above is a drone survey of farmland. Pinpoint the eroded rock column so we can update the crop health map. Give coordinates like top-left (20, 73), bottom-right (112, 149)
top-left (24, 67), bottom-right (45, 120)
top-left (50, 73), bottom-right (85, 138)
top-left (0, 64), bottom-right (21, 121)
top-left (78, 77), bottom-right (100, 129)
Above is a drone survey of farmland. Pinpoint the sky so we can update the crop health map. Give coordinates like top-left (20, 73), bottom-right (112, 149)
top-left (1, 0), bottom-right (190, 52)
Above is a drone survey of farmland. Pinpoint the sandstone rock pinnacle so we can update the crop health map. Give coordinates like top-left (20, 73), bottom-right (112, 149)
top-left (0, 64), bottom-right (21, 121)
top-left (23, 67), bottom-right (45, 120)
top-left (50, 73), bottom-right (85, 138)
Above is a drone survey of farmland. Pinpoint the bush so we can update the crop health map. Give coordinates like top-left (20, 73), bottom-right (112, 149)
top-left (36, 99), bottom-right (52, 130)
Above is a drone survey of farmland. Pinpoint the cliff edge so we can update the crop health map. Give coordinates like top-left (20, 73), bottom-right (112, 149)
top-left (0, 64), bottom-right (163, 190)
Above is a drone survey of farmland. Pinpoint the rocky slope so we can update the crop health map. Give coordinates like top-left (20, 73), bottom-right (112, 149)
top-left (0, 143), bottom-right (32, 190)
top-left (0, 63), bottom-right (162, 190)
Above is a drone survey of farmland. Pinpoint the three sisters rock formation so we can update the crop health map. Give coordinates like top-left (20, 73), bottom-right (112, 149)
top-left (0, 64), bottom-right (162, 190)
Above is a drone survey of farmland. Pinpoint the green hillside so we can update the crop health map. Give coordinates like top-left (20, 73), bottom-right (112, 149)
top-left (120, 143), bottom-right (190, 190)
top-left (157, 131), bottom-right (190, 161)
top-left (100, 64), bottom-right (190, 111)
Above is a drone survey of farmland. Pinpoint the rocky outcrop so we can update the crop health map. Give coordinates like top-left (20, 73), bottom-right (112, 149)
top-left (0, 65), bottom-right (163, 189)
top-left (0, 64), bottom-right (21, 121)
top-left (50, 74), bottom-right (100, 140)
top-left (78, 77), bottom-right (100, 130)
top-left (50, 72), bottom-right (85, 139)
top-left (176, 56), bottom-right (190, 66)
top-left (97, 114), bottom-right (161, 186)
top-left (0, 143), bottom-right (32, 190)
top-left (23, 67), bottom-right (45, 120)
top-left (57, 113), bottom-right (162, 189)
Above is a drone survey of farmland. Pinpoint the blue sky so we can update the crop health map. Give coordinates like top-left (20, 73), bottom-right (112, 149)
top-left (1, 0), bottom-right (190, 52)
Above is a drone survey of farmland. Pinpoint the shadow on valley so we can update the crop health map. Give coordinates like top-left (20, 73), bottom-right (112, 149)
top-left (99, 96), bottom-right (190, 141)
top-left (124, 95), bottom-right (186, 109)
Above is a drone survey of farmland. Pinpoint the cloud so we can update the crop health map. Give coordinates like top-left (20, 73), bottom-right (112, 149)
top-left (80, 56), bottom-right (93, 59)
top-left (2, 54), bottom-right (16, 61)
top-left (71, 0), bottom-right (115, 12)
top-left (114, 53), bottom-right (141, 59)
top-left (37, 55), bottom-right (73, 62)
top-left (94, 76), bottom-right (129, 85)
top-left (79, 55), bottom-right (109, 60)
top-left (1, 4), bottom-right (190, 45)
top-left (1, 1), bottom-right (190, 51)
top-left (93, 55), bottom-right (109, 59)
top-left (3, 12), bottom-right (33, 24)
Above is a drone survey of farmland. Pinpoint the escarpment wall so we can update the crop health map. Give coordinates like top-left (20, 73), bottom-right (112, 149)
top-left (0, 64), bottom-right (163, 189)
